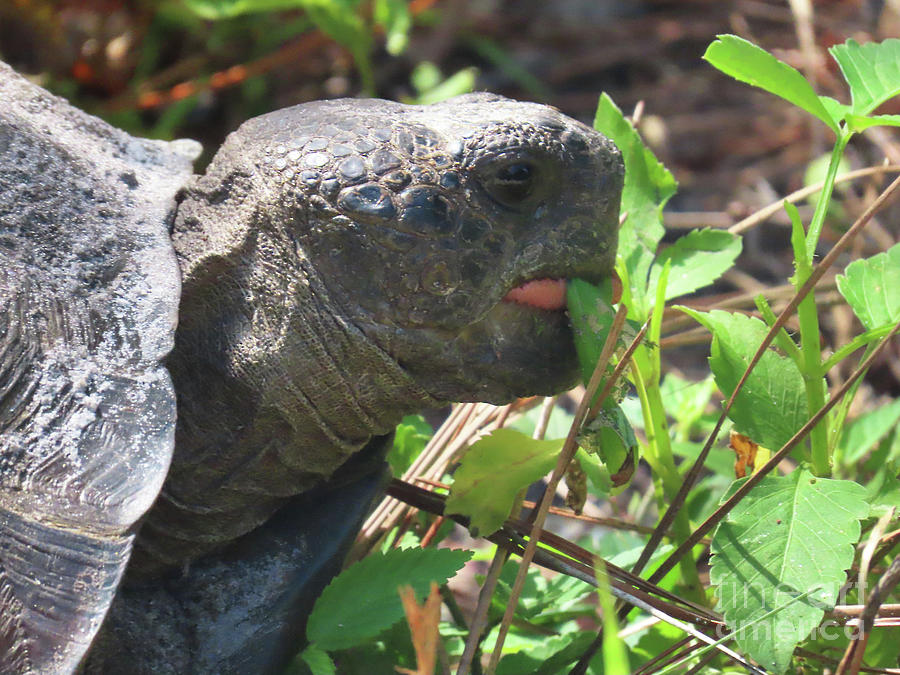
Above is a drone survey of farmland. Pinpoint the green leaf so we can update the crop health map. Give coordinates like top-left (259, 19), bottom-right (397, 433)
top-left (594, 94), bottom-right (676, 315)
top-left (659, 373), bottom-right (717, 437)
top-left (566, 276), bottom-right (619, 386)
top-left (495, 633), bottom-right (597, 675)
top-left (597, 562), bottom-right (630, 674)
top-left (374, 0), bottom-right (411, 55)
top-left (863, 626), bottom-right (900, 667)
top-left (388, 415), bottom-right (432, 475)
top-left (704, 35), bottom-right (840, 133)
top-left (865, 471), bottom-right (900, 517)
top-left (411, 66), bottom-right (478, 105)
top-left (818, 95), bottom-right (851, 125)
top-left (298, 644), bottom-right (336, 675)
top-left (680, 309), bottom-right (809, 451)
top-left (648, 228), bottom-right (742, 301)
top-left (445, 429), bottom-right (562, 535)
top-left (836, 242), bottom-right (900, 331)
top-left (183, 0), bottom-right (310, 19)
top-left (837, 398), bottom-right (900, 465)
top-left (845, 112), bottom-right (900, 131)
top-left (830, 38), bottom-right (900, 116)
top-left (710, 470), bottom-right (868, 673)
top-left (297, 0), bottom-right (369, 52)
top-left (306, 547), bottom-right (471, 651)
top-left (577, 405), bottom-right (637, 487)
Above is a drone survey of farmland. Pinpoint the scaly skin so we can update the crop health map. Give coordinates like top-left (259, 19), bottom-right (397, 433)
top-left (129, 94), bottom-right (623, 578)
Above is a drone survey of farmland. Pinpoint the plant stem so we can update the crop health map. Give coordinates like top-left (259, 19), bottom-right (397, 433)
top-left (797, 130), bottom-right (852, 476)
top-left (631, 346), bottom-right (704, 601)
top-left (805, 132), bottom-right (850, 260)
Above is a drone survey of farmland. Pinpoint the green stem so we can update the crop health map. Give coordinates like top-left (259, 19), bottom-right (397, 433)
top-left (820, 325), bottom-right (894, 375)
top-left (806, 132), bottom-right (851, 260)
top-left (797, 130), bottom-right (851, 476)
top-left (797, 292), bottom-right (830, 475)
top-left (829, 341), bottom-right (879, 464)
top-left (631, 346), bottom-right (704, 602)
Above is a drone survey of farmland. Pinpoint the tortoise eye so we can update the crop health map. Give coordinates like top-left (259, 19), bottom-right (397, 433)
top-left (483, 160), bottom-right (538, 208)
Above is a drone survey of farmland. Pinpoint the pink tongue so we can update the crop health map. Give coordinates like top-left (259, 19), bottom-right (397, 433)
top-left (502, 278), bottom-right (567, 310)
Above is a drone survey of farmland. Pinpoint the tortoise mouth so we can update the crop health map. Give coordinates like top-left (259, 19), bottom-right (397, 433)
top-left (501, 277), bottom-right (568, 311)
top-left (500, 270), bottom-right (622, 313)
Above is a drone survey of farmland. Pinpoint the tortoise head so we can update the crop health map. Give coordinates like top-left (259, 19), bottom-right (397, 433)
top-left (174, 94), bottom-right (622, 406)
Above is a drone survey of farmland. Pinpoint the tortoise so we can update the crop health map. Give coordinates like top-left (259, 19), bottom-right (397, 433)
top-left (0, 61), bottom-right (623, 673)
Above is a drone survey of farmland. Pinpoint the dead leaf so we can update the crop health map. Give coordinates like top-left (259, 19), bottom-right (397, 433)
top-left (729, 431), bottom-right (759, 478)
top-left (395, 582), bottom-right (441, 675)
top-left (610, 448), bottom-right (635, 486)
top-left (565, 458), bottom-right (588, 515)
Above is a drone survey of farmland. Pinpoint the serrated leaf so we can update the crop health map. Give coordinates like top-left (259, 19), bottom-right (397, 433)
top-left (594, 94), bottom-right (676, 314)
top-left (830, 38), bottom-right (900, 116)
top-left (836, 242), bottom-right (900, 331)
top-left (495, 633), bottom-right (597, 675)
top-left (648, 228), bottom-right (742, 301)
top-left (704, 35), bottom-right (840, 133)
top-left (846, 112), bottom-right (900, 131)
top-left (711, 470), bottom-right (868, 673)
top-left (306, 547), bottom-right (471, 651)
top-left (680, 309), bottom-right (809, 451)
top-left (445, 429), bottom-right (562, 535)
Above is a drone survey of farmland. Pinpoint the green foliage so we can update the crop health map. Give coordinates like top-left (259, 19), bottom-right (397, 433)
top-left (369, 33), bottom-right (900, 675)
top-left (710, 470), bottom-right (868, 673)
top-left (836, 241), bottom-right (900, 331)
top-left (179, 0), bottom-right (415, 94)
top-left (597, 562), bottom-right (630, 674)
top-left (567, 276), bottom-right (620, 386)
top-left (836, 397), bottom-right (900, 465)
top-left (306, 547), bottom-right (471, 652)
top-left (577, 405), bottom-right (637, 486)
top-left (829, 38), bottom-right (900, 116)
top-left (297, 644), bottom-right (336, 675)
top-left (407, 62), bottom-right (478, 105)
top-left (703, 35), bottom-right (840, 133)
top-left (648, 228), bottom-right (741, 301)
top-left (444, 429), bottom-right (562, 535)
top-left (374, 0), bottom-right (412, 55)
top-left (494, 633), bottom-right (597, 675)
top-left (680, 309), bottom-right (809, 451)
top-left (593, 94), bottom-right (676, 318)
top-left (387, 414), bottom-right (432, 475)
top-left (182, 0), bottom-right (317, 18)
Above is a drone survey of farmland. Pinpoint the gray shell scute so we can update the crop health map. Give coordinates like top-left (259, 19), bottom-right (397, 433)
top-left (0, 60), bottom-right (195, 673)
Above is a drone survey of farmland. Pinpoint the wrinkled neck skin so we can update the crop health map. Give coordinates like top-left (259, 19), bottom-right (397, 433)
top-left (129, 188), bottom-right (441, 578)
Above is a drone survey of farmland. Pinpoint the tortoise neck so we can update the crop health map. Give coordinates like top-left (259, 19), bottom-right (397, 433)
top-left (132, 195), bottom-right (439, 575)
